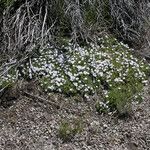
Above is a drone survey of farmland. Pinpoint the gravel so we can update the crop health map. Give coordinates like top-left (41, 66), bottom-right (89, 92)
top-left (0, 81), bottom-right (149, 150)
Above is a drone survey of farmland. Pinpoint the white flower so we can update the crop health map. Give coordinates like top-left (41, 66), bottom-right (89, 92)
top-left (142, 80), bottom-right (148, 84)
top-left (84, 77), bottom-right (88, 80)
top-left (114, 78), bottom-right (123, 82)
top-left (99, 72), bottom-right (103, 77)
top-left (73, 82), bottom-right (78, 87)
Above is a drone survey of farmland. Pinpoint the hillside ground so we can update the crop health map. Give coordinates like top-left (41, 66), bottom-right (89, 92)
top-left (0, 78), bottom-right (149, 150)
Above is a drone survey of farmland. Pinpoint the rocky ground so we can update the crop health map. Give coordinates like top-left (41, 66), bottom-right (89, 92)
top-left (0, 79), bottom-right (150, 150)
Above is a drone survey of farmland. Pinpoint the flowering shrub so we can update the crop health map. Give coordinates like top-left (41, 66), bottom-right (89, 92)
top-left (0, 35), bottom-right (149, 113)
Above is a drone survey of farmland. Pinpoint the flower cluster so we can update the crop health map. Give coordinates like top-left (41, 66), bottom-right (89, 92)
top-left (0, 35), bottom-right (149, 112)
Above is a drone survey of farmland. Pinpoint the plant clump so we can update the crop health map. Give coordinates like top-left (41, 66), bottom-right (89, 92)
top-left (58, 119), bottom-right (83, 142)
top-left (0, 66), bottom-right (17, 90)
top-left (0, 35), bottom-right (149, 114)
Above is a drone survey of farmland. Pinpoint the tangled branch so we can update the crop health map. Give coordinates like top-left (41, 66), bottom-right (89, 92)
top-left (0, 0), bottom-right (149, 74)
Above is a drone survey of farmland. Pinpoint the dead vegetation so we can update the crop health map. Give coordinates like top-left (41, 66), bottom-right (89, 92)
top-left (0, 0), bottom-right (150, 60)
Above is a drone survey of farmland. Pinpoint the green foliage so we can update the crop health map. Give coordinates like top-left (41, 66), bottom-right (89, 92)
top-left (84, 2), bottom-right (98, 25)
top-left (83, 0), bottom-right (112, 30)
top-left (58, 119), bottom-right (83, 142)
top-left (0, 35), bottom-right (149, 114)
top-left (0, 67), bottom-right (17, 90)
top-left (0, 0), bottom-right (14, 7)
top-left (95, 100), bottom-right (109, 114)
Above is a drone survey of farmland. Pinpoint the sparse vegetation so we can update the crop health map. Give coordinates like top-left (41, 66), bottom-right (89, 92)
top-left (58, 119), bottom-right (83, 142)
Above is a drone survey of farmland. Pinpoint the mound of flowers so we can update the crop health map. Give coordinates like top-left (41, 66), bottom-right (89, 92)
top-left (0, 35), bottom-right (149, 113)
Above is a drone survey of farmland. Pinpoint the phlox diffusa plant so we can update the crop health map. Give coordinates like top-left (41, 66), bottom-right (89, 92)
top-left (0, 35), bottom-right (149, 114)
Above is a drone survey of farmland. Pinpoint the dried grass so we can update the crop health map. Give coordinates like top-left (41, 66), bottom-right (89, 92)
top-left (0, 0), bottom-right (149, 75)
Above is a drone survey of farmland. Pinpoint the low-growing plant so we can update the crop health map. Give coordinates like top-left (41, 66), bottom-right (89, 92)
top-left (0, 35), bottom-right (149, 114)
top-left (0, 0), bottom-right (14, 8)
top-left (0, 67), bottom-right (17, 91)
top-left (95, 100), bottom-right (109, 114)
top-left (58, 119), bottom-right (83, 142)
